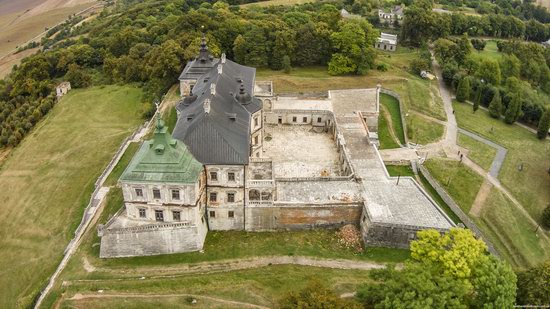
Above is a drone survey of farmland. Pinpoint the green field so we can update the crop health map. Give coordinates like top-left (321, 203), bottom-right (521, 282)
top-left (378, 108), bottom-right (401, 149)
top-left (54, 265), bottom-right (371, 308)
top-left (475, 188), bottom-right (550, 268)
top-left (0, 85), bottom-right (144, 308)
top-left (380, 93), bottom-right (405, 144)
top-left (472, 40), bottom-right (502, 61)
top-left (458, 132), bottom-right (497, 171)
top-left (424, 158), bottom-right (484, 213)
top-left (453, 102), bottom-right (550, 221)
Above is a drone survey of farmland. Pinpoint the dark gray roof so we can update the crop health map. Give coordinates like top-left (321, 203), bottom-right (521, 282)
top-left (173, 58), bottom-right (262, 165)
top-left (178, 36), bottom-right (218, 81)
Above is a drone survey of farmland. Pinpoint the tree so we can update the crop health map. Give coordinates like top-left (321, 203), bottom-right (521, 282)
top-left (473, 84), bottom-right (482, 113)
top-left (536, 109), bottom-right (550, 139)
top-left (504, 94), bottom-right (522, 124)
top-left (358, 228), bottom-right (516, 308)
top-left (456, 77), bottom-right (471, 103)
top-left (516, 260), bottom-right (550, 306)
top-left (471, 38), bottom-right (486, 51)
top-left (328, 19), bottom-right (377, 75)
top-left (233, 35), bottom-right (246, 64)
top-left (280, 280), bottom-right (362, 309)
top-left (65, 64), bottom-right (91, 88)
top-left (488, 90), bottom-right (503, 119)
top-left (542, 205), bottom-right (550, 229)
top-left (282, 55), bottom-right (291, 74)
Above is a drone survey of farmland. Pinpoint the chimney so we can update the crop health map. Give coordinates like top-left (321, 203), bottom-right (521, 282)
top-left (221, 53), bottom-right (226, 64)
top-left (217, 64), bottom-right (223, 75)
top-left (204, 99), bottom-right (211, 114)
top-left (210, 83), bottom-right (216, 95)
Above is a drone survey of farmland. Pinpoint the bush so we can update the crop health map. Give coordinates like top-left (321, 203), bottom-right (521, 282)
top-left (471, 39), bottom-right (486, 51)
top-left (542, 205), bottom-right (550, 229)
top-left (376, 63), bottom-right (388, 71)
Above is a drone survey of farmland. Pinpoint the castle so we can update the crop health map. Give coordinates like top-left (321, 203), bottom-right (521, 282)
top-left (98, 36), bottom-right (454, 258)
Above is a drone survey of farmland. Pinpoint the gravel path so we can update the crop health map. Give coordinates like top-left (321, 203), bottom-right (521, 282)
top-left (457, 128), bottom-right (507, 178)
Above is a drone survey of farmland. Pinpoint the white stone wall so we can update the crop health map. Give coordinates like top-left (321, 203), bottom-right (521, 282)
top-left (180, 79), bottom-right (196, 97)
top-left (126, 202), bottom-right (200, 222)
top-left (121, 181), bottom-right (199, 206)
top-left (205, 165), bottom-right (246, 230)
top-left (265, 111), bottom-right (331, 127)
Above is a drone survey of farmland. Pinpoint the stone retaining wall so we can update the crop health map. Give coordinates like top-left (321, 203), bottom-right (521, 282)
top-left (418, 165), bottom-right (499, 256)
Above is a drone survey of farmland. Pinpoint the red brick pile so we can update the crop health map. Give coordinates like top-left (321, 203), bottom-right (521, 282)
top-left (336, 224), bottom-right (363, 252)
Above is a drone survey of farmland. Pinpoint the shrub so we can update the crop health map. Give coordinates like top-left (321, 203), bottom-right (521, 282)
top-left (542, 205), bottom-right (550, 229)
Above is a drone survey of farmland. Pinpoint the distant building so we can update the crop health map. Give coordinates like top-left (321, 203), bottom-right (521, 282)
top-left (375, 33), bottom-right (398, 52)
top-left (56, 82), bottom-right (71, 97)
top-left (340, 8), bottom-right (360, 19)
top-left (378, 5), bottom-right (404, 25)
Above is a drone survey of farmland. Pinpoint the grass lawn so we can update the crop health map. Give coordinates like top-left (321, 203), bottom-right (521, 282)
top-left (380, 93), bottom-right (405, 144)
top-left (458, 132), bottom-right (497, 171)
top-left (406, 114), bottom-right (444, 145)
top-left (472, 40), bottom-right (502, 61)
top-left (475, 188), bottom-right (550, 269)
top-left (0, 85), bottom-right (144, 308)
top-left (424, 158), bottom-right (484, 213)
top-left (378, 107), bottom-right (401, 149)
top-left (54, 265), bottom-right (372, 308)
top-left (453, 101), bottom-right (550, 221)
top-left (102, 142), bottom-right (140, 187)
top-left (385, 164), bottom-right (414, 177)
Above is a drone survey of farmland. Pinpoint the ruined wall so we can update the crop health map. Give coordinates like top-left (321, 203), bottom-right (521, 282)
top-left (99, 221), bottom-right (208, 258)
top-left (265, 109), bottom-right (333, 127)
top-left (245, 204), bottom-right (362, 231)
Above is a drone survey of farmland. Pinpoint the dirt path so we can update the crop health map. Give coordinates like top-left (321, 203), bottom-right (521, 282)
top-left (77, 255), bottom-right (387, 280)
top-left (469, 179), bottom-right (493, 217)
top-left (63, 292), bottom-right (270, 309)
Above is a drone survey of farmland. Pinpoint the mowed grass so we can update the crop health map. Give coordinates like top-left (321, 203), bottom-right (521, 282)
top-left (424, 158), bottom-right (484, 213)
top-left (102, 142), bottom-right (140, 187)
top-left (471, 40), bottom-right (502, 61)
top-left (475, 188), bottom-right (550, 269)
top-left (458, 132), bottom-right (497, 171)
top-left (407, 114), bottom-right (444, 145)
top-left (56, 265), bottom-right (372, 308)
top-left (0, 85), bottom-right (143, 308)
top-left (380, 93), bottom-right (405, 144)
top-left (378, 107), bottom-right (400, 149)
top-left (453, 102), bottom-right (550, 220)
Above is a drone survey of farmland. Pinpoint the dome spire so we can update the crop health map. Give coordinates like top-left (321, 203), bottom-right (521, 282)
top-left (198, 26), bottom-right (211, 62)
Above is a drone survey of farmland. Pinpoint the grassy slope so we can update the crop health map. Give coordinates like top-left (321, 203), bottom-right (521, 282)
top-left (0, 85), bottom-right (143, 308)
top-left (58, 265), bottom-right (371, 308)
top-left (424, 158), bottom-right (484, 213)
top-left (407, 114), bottom-right (444, 145)
top-left (458, 132), bottom-right (496, 171)
top-left (378, 107), bottom-right (400, 149)
top-left (475, 188), bottom-right (550, 268)
top-left (380, 93), bottom-right (405, 144)
top-left (453, 102), bottom-right (550, 220)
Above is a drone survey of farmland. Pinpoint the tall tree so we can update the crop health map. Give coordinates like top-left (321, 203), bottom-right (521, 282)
top-left (504, 94), bottom-right (522, 124)
top-left (488, 90), bottom-right (503, 118)
top-left (232, 35), bottom-right (246, 64)
top-left (537, 109), bottom-right (550, 139)
top-left (516, 260), bottom-right (550, 306)
top-left (456, 77), bottom-right (471, 103)
top-left (473, 84), bottom-right (482, 113)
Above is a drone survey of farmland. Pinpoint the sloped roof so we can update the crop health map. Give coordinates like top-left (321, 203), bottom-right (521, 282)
top-left (178, 35), bottom-right (218, 81)
top-left (173, 57), bottom-right (262, 165)
top-left (120, 118), bottom-right (203, 183)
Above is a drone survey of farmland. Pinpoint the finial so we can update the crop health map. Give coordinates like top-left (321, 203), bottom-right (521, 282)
top-left (154, 100), bottom-right (162, 129)
top-left (239, 81), bottom-right (245, 94)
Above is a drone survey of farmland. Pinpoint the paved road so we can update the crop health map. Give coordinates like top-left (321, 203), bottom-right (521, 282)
top-left (458, 128), bottom-right (507, 178)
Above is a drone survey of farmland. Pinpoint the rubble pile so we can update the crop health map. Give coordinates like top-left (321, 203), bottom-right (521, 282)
top-left (336, 224), bottom-right (363, 252)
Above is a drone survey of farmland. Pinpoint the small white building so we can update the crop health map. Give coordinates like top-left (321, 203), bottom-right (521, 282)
top-left (375, 33), bottom-right (398, 52)
top-left (378, 5), bottom-right (404, 25)
top-left (56, 82), bottom-right (71, 97)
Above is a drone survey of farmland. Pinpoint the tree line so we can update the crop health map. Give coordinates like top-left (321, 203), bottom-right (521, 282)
top-left (0, 0), bottom-right (381, 149)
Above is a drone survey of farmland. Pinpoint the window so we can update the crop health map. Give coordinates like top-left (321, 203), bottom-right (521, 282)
top-left (227, 192), bottom-right (235, 203)
top-left (172, 211), bottom-right (181, 221)
top-left (254, 117), bottom-right (259, 127)
top-left (171, 189), bottom-right (180, 200)
top-left (209, 210), bottom-right (216, 218)
top-left (228, 211), bottom-right (234, 218)
top-left (317, 117), bottom-right (322, 123)
top-left (155, 210), bottom-right (164, 222)
top-left (228, 172), bottom-right (235, 182)
top-left (135, 188), bottom-right (143, 197)
top-left (254, 135), bottom-right (259, 145)
top-left (292, 116), bottom-right (297, 122)
top-left (152, 189), bottom-right (161, 199)
top-left (210, 192), bottom-right (217, 202)
top-left (210, 171), bottom-right (218, 181)
top-left (303, 117), bottom-right (307, 122)
top-left (139, 208), bottom-right (146, 218)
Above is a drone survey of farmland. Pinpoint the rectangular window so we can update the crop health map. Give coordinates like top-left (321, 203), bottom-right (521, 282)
top-left (227, 192), bottom-right (235, 203)
top-left (135, 188), bottom-right (143, 197)
top-left (172, 211), bottom-right (181, 221)
top-left (210, 171), bottom-right (218, 181)
top-left (139, 208), bottom-right (146, 218)
top-left (171, 189), bottom-right (180, 200)
top-left (303, 117), bottom-right (307, 122)
top-left (317, 117), bottom-right (322, 123)
top-left (292, 116), bottom-right (297, 122)
top-left (209, 210), bottom-right (216, 218)
top-left (228, 211), bottom-right (234, 218)
top-left (210, 192), bottom-right (217, 202)
top-left (155, 210), bottom-right (164, 222)
top-left (254, 135), bottom-right (259, 145)
top-left (254, 117), bottom-right (259, 126)
top-left (153, 189), bottom-right (161, 199)
top-left (228, 172), bottom-right (235, 181)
